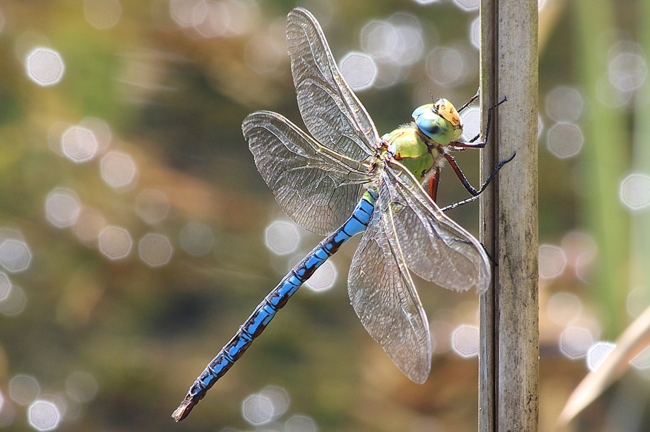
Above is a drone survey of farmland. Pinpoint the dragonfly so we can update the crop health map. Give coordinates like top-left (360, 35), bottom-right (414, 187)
top-left (172, 7), bottom-right (513, 422)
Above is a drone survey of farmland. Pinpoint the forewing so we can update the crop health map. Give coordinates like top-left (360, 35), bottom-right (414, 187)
top-left (383, 162), bottom-right (491, 293)
top-left (243, 111), bottom-right (370, 236)
top-left (287, 8), bottom-right (379, 162)
top-left (348, 193), bottom-right (432, 384)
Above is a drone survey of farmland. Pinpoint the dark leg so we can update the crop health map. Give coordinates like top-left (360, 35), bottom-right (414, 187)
top-left (450, 96), bottom-right (507, 148)
top-left (449, 141), bottom-right (485, 150)
top-left (439, 194), bottom-right (480, 212)
top-left (439, 152), bottom-right (516, 212)
top-left (445, 152), bottom-right (515, 197)
top-left (457, 90), bottom-right (480, 113)
top-left (439, 95), bottom-right (512, 211)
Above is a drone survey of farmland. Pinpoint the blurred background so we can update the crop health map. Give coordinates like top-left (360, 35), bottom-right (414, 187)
top-left (0, 0), bottom-right (649, 431)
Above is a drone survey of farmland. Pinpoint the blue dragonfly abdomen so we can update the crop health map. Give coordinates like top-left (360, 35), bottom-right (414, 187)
top-left (172, 188), bottom-right (378, 421)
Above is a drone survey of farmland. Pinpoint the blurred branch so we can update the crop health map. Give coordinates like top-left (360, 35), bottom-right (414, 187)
top-left (556, 304), bottom-right (650, 427)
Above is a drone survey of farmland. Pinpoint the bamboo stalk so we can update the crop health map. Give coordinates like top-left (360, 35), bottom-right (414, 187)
top-left (479, 0), bottom-right (539, 430)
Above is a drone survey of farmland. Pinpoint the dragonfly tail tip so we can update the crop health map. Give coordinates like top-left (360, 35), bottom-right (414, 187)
top-left (171, 398), bottom-right (195, 422)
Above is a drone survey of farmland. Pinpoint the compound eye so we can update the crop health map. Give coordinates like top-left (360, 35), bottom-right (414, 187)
top-left (415, 110), bottom-right (446, 139)
top-left (411, 103), bottom-right (434, 119)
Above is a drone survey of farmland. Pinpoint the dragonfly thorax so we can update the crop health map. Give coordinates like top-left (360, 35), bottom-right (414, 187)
top-left (412, 98), bottom-right (463, 145)
top-left (382, 126), bottom-right (437, 181)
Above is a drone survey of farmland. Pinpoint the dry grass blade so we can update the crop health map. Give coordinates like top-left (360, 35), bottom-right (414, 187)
top-left (556, 305), bottom-right (650, 427)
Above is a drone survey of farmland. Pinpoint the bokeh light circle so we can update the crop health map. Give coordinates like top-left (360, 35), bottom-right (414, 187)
top-left (305, 261), bottom-right (337, 292)
top-left (139, 233), bottom-right (173, 267)
top-left (0, 284), bottom-right (27, 316)
top-left (285, 414), bottom-right (318, 432)
top-left (180, 222), bottom-right (214, 256)
top-left (545, 86), bottom-right (584, 122)
top-left (135, 189), bottom-right (170, 224)
top-left (26, 48), bottom-right (65, 86)
top-left (546, 292), bottom-right (582, 326)
top-left (242, 393), bottom-right (273, 425)
top-left (451, 325), bottom-right (479, 358)
top-left (84, 0), bottom-right (122, 30)
top-left (586, 341), bottom-right (615, 371)
top-left (631, 345), bottom-right (650, 369)
top-left (459, 107), bottom-right (480, 142)
top-left (259, 386), bottom-right (290, 419)
top-left (27, 400), bottom-right (61, 431)
top-left (265, 221), bottom-right (300, 256)
top-left (9, 375), bottom-right (40, 406)
top-left (45, 188), bottom-right (81, 229)
top-left (538, 244), bottom-right (567, 279)
top-left (453, 0), bottom-right (479, 11)
top-left (100, 151), bottom-right (137, 188)
top-left (98, 226), bottom-right (132, 259)
top-left (619, 173), bottom-right (650, 210)
top-left (72, 208), bottom-right (107, 243)
top-left (339, 52), bottom-right (377, 91)
top-left (61, 126), bottom-right (98, 163)
top-left (0, 271), bottom-right (11, 301)
top-left (547, 123), bottom-right (584, 159)
top-left (559, 327), bottom-right (594, 359)
top-left (0, 239), bottom-right (32, 273)
top-left (65, 371), bottom-right (99, 403)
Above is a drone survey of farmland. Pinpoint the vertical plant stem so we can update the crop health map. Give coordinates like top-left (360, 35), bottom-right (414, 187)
top-left (479, 0), bottom-right (539, 430)
top-left (479, 0), bottom-right (497, 429)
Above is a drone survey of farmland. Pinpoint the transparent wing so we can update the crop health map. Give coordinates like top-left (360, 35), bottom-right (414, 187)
top-left (348, 190), bottom-right (432, 384)
top-left (383, 161), bottom-right (491, 293)
top-left (287, 8), bottom-right (379, 162)
top-left (243, 111), bottom-right (372, 236)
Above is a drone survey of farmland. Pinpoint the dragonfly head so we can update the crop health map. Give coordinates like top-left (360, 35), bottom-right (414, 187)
top-left (412, 99), bottom-right (463, 145)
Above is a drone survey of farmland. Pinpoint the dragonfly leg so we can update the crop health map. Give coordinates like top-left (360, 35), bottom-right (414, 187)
top-left (439, 96), bottom-right (512, 212)
top-left (428, 167), bottom-right (440, 202)
top-left (449, 141), bottom-right (485, 151)
top-left (439, 152), bottom-right (516, 212)
top-left (457, 89), bottom-right (480, 113)
top-left (450, 96), bottom-right (508, 147)
top-left (445, 154), bottom-right (479, 197)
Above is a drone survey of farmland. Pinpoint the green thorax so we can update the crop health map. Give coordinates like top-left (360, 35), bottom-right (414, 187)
top-left (382, 125), bottom-right (438, 181)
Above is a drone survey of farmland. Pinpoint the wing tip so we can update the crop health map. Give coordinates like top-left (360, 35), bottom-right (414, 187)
top-left (476, 277), bottom-right (491, 294)
top-left (408, 370), bottom-right (430, 385)
top-left (476, 258), bottom-right (492, 294)
top-left (289, 7), bottom-right (311, 18)
top-left (287, 8), bottom-right (321, 34)
top-left (402, 352), bottom-right (431, 384)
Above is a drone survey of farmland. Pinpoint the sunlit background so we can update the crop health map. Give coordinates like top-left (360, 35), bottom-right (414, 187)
top-left (0, 0), bottom-right (649, 431)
